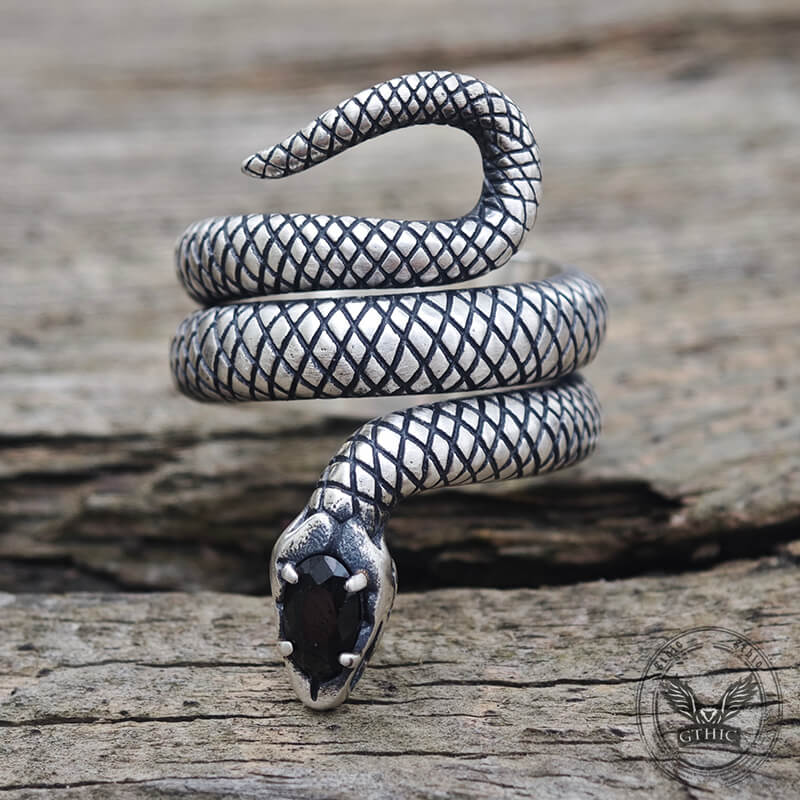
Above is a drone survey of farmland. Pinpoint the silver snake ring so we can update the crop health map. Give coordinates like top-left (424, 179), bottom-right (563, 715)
top-left (170, 71), bottom-right (607, 709)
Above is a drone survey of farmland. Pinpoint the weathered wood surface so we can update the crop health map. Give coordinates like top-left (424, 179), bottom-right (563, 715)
top-left (1, 0), bottom-right (799, 796)
top-left (1, 555), bottom-right (797, 799)
top-left (2, 1), bottom-right (799, 593)
top-left (2, 0), bottom-right (800, 588)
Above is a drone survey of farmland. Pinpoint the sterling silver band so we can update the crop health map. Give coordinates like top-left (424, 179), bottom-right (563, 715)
top-left (170, 71), bottom-right (608, 709)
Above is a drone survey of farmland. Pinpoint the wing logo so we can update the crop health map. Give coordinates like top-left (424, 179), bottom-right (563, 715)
top-left (637, 627), bottom-right (782, 783)
top-left (661, 673), bottom-right (758, 747)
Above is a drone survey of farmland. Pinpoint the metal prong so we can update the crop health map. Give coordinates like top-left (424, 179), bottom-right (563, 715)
top-left (277, 640), bottom-right (294, 657)
top-left (339, 652), bottom-right (359, 669)
top-left (281, 563), bottom-right (299, 584)
top-left (345, 571), bottom-right (367, 593)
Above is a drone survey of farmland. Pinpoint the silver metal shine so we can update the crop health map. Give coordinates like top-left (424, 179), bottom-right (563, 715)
top-left (170, 70), bottom-right (608, 709)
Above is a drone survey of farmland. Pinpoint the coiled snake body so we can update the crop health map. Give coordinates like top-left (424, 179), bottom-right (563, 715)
top-left (170, 71), bottom-right (607, 709)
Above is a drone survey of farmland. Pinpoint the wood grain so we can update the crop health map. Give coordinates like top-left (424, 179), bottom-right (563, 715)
top-left (0, 0), bottom-right (798, 795)
top-left (1, 2), bottom-right (798, 591)
top-left (1, 555), bottom-right (797, 798)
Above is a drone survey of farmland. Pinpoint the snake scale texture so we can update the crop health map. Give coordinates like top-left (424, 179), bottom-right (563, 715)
top-left (170, 71), bottom-right (608, 709)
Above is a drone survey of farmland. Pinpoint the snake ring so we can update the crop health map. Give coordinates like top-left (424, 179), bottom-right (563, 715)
top-left (170, 71), bottom-right (607, 709)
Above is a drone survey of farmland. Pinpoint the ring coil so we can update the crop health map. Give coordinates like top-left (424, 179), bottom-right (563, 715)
top-left (170, 71), bottom-right (607, 708)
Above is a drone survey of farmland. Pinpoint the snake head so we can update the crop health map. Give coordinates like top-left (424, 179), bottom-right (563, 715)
top-left (269, 509), bottom-right (397, 709)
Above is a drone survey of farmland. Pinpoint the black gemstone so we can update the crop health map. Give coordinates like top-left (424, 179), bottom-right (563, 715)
top-left (282, 555), bottom-right (362, 685)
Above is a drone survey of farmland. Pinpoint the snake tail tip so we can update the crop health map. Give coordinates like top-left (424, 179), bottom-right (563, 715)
top-left (241, 154), bottom-right (272, 178)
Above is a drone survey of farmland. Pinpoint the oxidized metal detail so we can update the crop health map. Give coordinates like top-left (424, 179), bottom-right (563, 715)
top-left (170, 71), bottom-right (608, 709)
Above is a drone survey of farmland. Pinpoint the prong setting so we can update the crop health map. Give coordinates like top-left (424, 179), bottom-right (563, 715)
top-left (345, 571), bottom-right (368, 594)
top-left (277, 640), bottom-right (294, 657)
top-left (338, 652), bottom-right (359, 669)
top-left (281, 563), bottom-right (299, 584)
top-left (269, 510), bottom-right (397, 708)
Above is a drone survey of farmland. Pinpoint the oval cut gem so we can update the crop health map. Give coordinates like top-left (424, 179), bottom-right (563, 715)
top-left (282, 555), bottom-right (362, 686)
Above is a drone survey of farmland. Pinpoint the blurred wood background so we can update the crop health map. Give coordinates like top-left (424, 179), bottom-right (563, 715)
top-left (0, 0), bottom-right (798, 797)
